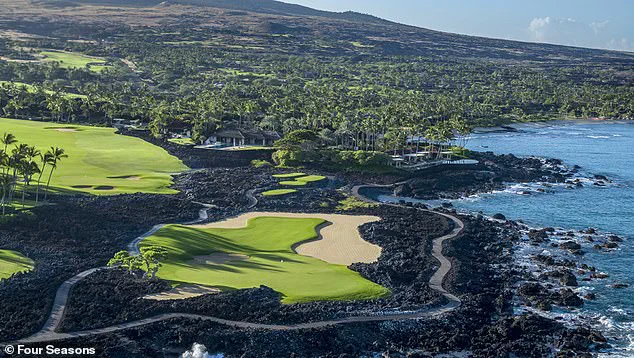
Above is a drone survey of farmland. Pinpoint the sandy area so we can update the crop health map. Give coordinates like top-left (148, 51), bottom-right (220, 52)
top-left (190, 253), bottom-right (249, 265)
top-left (53, 128), bottom-right (78, 132)
top-left (142, 284), bottom-right (221, 301)
top-left (192, 212), bottom-right (382, 265)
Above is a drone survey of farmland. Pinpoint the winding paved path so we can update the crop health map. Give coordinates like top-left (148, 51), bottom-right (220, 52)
top-left (10, 184), bottom-right (463, 344)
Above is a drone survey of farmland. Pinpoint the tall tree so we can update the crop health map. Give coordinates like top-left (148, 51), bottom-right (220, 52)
top-left (43, 147), bottom-right (67, 201)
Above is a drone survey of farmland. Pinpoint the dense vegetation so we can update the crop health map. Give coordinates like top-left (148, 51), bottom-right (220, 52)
top-left (0, 0), bottom-right (632, 155)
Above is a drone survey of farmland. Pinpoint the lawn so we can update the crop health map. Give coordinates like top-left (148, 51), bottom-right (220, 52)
top-left (279, 180), bottom-right (308, 186)
top-left (295, 175), bottom-right (327, 183)
top-left (272, 172), bottom-right (306, 178)
top-left (279, 175), bottom-right (327, 186)
top-left (262, 189), bottom-right (297, 196)
top-left (0, 81), bottom-right (86, 99)
top-left (141, 217), bottom-right (389, 303)
top-left (40, 50), bottom-right (111, 73)
top-left (0, 118), bottom-right (188, 195)
top-left (0, 249), bottom-right (34, 280)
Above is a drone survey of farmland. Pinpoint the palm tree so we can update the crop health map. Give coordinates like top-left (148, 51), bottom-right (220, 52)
top-left (35, 152), bottom-right (53, 203)
top-left (20, 160), bottom-right (40, 207)
top-left (0, 150), bottom-right (7, 176)
top-left (0, 174), bottom-right (12, 215)
top-left (1, 132), bottom-right (17, 153)
top-left (44, 147), bottom-right (67, 201)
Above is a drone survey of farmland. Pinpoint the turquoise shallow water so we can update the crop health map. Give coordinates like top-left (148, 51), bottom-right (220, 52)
top-left (381, 120), bottom-right (634, 354)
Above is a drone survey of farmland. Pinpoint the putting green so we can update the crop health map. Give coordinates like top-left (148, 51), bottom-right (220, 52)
top-left (262, 189), bottom-right (297, 196)
top-left (272, 172), bottom-right (305, 178)
top-left (295, 175), bottom-right (326, 183)
top-left (0, 249), bottom-right (34, 280)
top-left (279, 180), bottom-right (307, 187)
top-left (141, 217), bottom-right (389, 303)
top-left (0, 118), bottom-right (188, 195)
top-left (278, 175), bottom-right (326, 187)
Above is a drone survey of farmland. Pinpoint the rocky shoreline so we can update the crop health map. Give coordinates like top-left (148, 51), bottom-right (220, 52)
top-left (30, 208), bottom-right (610, 357)
top-left (0, 150), bottom-right (616, 356)
top-left (392, 151), bottom-right (607, 200)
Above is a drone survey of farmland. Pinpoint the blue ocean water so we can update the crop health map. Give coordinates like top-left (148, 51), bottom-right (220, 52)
top-left (381, 120), bottom-right (634, 354)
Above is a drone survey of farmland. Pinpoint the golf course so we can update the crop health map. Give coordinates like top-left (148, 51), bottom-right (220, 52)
top-left (40, 50), bottom-right (111, 72)
top-left (0, 118), bottom-right (188, 195)
top-left (140, 216), bottom-right (389, 304)
top-left (0, 249), bottom-right (34, 280)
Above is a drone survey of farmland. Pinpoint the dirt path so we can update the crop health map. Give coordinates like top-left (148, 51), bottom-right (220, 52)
top-left (10, 186), bottom-right (464, 344)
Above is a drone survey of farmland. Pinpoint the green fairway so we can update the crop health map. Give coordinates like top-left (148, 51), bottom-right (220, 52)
top-left (272, 172), bottom-right (305, 178)
top-left (278, 175), bottom-right (326, 186)
top-left (262, 189), bottom-right (297, 196)
top-left (0, 118), bottom-right (188, 195)
top-left (0, 81), bottom-right (86, 99)
top-left (40, 51), bottom-right (111, 72)
top-left (279, 180), bottom-right (307, 186)
top-left (141, 217), bottom-right (389, 303)
top-left (0, 249), bottom-right (34, 280)
top-left (296, 175), bottom-right (326, 183)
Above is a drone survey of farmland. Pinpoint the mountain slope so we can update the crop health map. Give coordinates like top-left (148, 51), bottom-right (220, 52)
top-left (6, 0), bottom-right (633, 65)
top-left (33, 0), bottom-right (391, 24)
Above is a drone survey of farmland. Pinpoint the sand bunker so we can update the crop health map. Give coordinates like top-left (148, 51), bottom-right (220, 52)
top-left (190, 253), bottom-right (249, 265)
top-left (192, 212), bottom-right (382, 265)
top-left (108, 175), bottom-right (142, 180)
top-left (45, 127), bottom-right (79, 132)
top-left (93, 185), bottom-right (114, 191)
top-left (142, 284), bottom-right (221, 301)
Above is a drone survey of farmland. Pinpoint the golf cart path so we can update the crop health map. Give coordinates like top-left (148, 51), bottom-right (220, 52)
top-left (13, 184), bottom-right (463, 344)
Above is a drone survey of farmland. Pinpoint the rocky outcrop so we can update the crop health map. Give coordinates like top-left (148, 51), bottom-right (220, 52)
top-left (393, 152), bottom-right (577, 199)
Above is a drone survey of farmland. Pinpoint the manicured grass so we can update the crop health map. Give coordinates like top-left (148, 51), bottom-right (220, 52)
top-left (168, 137), bottom-right (195, 145)
top-left (279, 180), bottom-right (307, 186)
top-left (40, 50), bottom-right (111, 72)
top-left (278, 175), bottom-right (327, 186)
top-left (0, 81), bottom-right (86, 99)
top-left (141, 217), bottom-right (389, 303)
top-left (0, 118), bottom-right (188, 195)
top-left (0, 249), bottom-right (34, 280)
top-left (273, 172), bottom-right (306, 178)
top-left (262, 189), bottom-right (297, 196)
top-left (295, 175), bottom-right (326, 183)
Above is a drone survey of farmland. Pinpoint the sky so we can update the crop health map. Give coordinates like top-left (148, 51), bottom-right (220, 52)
top-left (283, 0), bottom-right (634, 52)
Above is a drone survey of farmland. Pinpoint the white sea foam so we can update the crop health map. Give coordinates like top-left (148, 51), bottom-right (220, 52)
top-left (181, 343), bottom-right (223, 358)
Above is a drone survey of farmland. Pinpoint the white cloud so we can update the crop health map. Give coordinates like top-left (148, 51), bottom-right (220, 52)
top-left (589, 20), bottom-right (609, 35)
top-left (527, 17), bottom-right (633, 52)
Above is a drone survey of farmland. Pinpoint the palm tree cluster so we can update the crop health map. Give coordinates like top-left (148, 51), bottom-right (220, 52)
top-left (1, 39), bottom-right (632, 142)
top-left (0, 132), bottom-right (67, 214)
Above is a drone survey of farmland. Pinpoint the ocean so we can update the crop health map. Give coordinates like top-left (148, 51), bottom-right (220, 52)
top-left (379, 120), bottom-right (634, 355)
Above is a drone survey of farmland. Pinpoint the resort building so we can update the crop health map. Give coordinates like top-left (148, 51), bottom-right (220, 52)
top-left (204, 128), bottom-right (281, 147)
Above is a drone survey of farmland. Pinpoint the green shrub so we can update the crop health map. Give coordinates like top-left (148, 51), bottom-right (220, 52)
top-left (336, 196), bottom-right (379, 211)
top-left (251, 159), bottom-right (272, 168)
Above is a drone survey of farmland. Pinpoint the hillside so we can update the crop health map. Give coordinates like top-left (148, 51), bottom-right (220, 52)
top-left (1, 0), bottom-right (631, 65)
top-left (0, 0), bottom-right (632, 134)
